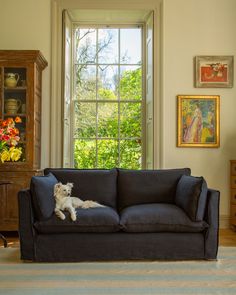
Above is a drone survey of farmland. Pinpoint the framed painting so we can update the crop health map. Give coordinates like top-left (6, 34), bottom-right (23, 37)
top-left (177, 95), bottom-right (220, 148)
top-left (195, 56), bottom-right (234, 88)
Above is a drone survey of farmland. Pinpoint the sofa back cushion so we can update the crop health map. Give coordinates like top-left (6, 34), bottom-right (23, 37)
top-left (44, 168), bottom-right (118, 209)
top-left (30, 173), bottom-right (58, 221)
top-left (117, 168), bottom-right (191, 210)
top-left (175, 175), bottom-right (208, 221)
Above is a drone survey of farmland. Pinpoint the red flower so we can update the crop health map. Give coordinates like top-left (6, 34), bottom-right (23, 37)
top-left (2, 134), bottom-right (10, 141)
top-left (12, 128), bottom-right (19, 136)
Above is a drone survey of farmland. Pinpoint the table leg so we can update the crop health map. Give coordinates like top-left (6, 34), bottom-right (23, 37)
top-left (0, 233), bottom-right (7, 248)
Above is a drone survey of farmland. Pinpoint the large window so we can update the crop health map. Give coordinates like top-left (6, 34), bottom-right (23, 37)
top-left (72, 26), bottom-right (143, 169)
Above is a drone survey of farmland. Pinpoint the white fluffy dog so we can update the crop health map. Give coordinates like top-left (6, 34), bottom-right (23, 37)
top-left (54, 182), bottom-right (104, 221)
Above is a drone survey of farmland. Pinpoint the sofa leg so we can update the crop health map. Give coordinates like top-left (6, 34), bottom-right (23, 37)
top-left (0, 233), bottom-right (7, 248)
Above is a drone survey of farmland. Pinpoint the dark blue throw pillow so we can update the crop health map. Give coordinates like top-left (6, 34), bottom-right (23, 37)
top-left (30, 173), bottom-right (58, 220)
top-left (175, 175), bottom-right (208, 221)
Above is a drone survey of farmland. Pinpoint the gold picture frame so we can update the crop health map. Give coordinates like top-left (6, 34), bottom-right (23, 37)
top-left (195, 56), bottom-right (234, 88)
top-left (177, 95), bottom-right (220, 148)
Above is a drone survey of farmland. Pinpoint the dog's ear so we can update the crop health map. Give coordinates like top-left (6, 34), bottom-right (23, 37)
top-left (54, 182), bottom-right (62, 196)
top-left (67, 183), bottom-right (74, 189)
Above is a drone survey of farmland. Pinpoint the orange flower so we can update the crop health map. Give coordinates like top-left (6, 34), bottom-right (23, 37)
top-left (14, 128), bottom-right (19, 135)
top-left (2, 120), bottom-right (8, 127)
top-left (15, 116), bottom-right (22, 123)
top-left (9, 128), bottom-right (19, 136)
top-left (6, 118), bottom-right (14, 124)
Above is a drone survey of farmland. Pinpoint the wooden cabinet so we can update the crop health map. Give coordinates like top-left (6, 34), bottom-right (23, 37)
top-left (0, 50), bottom-right (47, 231)
top-left (230, 160), bottom-right (236, 230)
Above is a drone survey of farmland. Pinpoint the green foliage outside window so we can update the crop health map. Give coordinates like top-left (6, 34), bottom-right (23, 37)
top-left (74, 68), bottom-right (142, 169)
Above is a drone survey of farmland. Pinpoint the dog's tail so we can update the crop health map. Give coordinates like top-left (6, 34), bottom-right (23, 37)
top-left (81, 200), bottom-right (105, 209)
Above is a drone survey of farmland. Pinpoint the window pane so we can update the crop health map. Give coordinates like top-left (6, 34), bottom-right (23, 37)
top-left (75, 65), bottom-right (96, 100)
top-left (98, 103), bottom-right (118, 138)
top-left (74, 102), bottom-right (96, 138)
top-left (120, 28), bottom-right (141, 64)
top-left (74, 139), bottom-right (96, 168)
top-left (120, 102), bottom-right (142, 138)
top-left (120, 140), bottom-right (142, 169)
top-left (120, 66), bottom-right (142, 100)
top-left (97, 140), bottom-right (118, 168)
top-left (75, 28), bottom-right (96, 64)
top-left (98, 29), bottom-right (118, 64)
top-left (98, 65), bottom-right (118, 99)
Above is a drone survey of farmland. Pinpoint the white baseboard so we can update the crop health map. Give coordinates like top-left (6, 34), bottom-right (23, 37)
top-left (220, 215), bottom-right (230, 229)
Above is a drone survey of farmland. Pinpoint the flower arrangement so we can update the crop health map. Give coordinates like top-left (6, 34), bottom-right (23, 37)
top-left (0, 117), bottom-right (22, 163)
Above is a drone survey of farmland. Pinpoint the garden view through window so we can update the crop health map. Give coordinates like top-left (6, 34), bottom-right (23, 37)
top-left (73, 26), bottom-right (143, 169)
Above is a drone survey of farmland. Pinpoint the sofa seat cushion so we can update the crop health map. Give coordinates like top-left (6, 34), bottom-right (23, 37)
top-left (34, 207), bottom-right (120, 233)
top-left (120, 203), bottom-right (208, 233)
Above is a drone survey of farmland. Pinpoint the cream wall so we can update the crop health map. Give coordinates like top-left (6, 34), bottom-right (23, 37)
top-left (0, 0), bottom-right (51, 168)
top-left (0, 0), bottom-right (236, 225)
top-left (162, 0), bottom-right (236, 223)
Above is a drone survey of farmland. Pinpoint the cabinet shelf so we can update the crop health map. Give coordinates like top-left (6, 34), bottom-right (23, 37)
top-left (3, 113), bottom-right (26, 117)
top-left (4, 87), bottom-right (27, 92)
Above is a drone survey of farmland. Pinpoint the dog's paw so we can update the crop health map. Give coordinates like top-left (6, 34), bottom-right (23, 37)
top-left (57, 213), bottom-right (65, 220)
top-left (55, 211), bottom-right (66, 220)
top-left (71, 214), bottom-right (77, 221)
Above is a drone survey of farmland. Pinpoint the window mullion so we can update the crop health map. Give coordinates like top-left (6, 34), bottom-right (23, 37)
top-left (118, 28), bottom-right (121, 167)
top-left (95, 28), bottom-right (98, 168)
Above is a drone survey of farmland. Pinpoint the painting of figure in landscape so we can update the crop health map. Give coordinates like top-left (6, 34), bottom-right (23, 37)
top-left (177, 95), bottom-right (219, 147)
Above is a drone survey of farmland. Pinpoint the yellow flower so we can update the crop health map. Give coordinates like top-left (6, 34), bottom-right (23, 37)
top-left (9, 147), bottom-right (22, 162)
top-left (0, 149), bottom-right (11, 163)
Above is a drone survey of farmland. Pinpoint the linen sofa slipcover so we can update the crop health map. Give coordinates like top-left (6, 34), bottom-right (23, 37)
top-left (18, 168), bottom-right (219, 262)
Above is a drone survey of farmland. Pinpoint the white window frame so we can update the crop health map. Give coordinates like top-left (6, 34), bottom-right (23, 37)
top-left (51, 1), bottom-right (162, 169)
top-left (71, 24), bottom-right (145, 168)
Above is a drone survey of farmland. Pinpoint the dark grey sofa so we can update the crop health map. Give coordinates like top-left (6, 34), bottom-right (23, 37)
top-left (18, 168), bottom-right (219, 262)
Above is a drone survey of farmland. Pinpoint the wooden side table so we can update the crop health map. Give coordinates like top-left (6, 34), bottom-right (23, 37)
top-left (0, 233), bottom-right (7, 248)
top-left (230, 160), bottom-right (236, 231)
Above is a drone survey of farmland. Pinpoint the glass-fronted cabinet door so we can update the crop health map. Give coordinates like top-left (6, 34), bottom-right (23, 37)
top-left (0, 66), bottom-right (27, 164)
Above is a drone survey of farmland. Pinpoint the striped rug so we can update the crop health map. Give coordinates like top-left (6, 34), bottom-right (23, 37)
top-left (0, 247), bottom-right (236, 294)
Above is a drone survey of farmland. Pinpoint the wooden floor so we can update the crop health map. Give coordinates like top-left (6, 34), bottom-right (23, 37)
top-left (219, 228), bottom-right (236, 246)
top-left (1, 229), bottom-right (236, 248)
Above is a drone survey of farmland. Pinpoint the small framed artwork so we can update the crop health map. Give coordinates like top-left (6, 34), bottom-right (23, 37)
top-left (195, 56), bottom-right (234, 88)
top-left (177, 95), bottom-right (220, 148)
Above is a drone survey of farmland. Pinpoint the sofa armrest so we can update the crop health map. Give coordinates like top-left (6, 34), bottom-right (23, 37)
top-left (204, 188), bottom-right (220, 259)
top-left (18, 189), bottom-right (36, 260)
